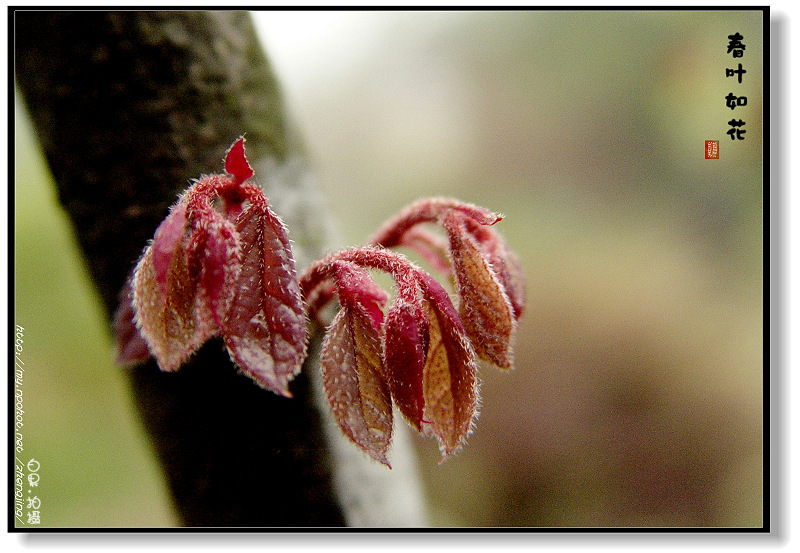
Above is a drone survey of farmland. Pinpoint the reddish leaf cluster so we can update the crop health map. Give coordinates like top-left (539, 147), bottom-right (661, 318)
top-left (115, 138), bottom-right (306, 397)
top-left (302, 199), bottom-right (525, 466)
top-left (370, 198), bottom-right (525, 368)
top-left (115, 139), bottom-right (525, 467)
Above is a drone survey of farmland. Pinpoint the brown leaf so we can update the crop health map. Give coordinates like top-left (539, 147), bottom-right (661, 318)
top-left (444, 212), bottom-right (516, 369)
top-left (466, 218), bottom-right (526, 322)
top-left (322, 301), bottom-right (393, 466)
top-left (132, 235), bottom-right (213, 371)
top-left (417, 271), bottom-right (478, 458)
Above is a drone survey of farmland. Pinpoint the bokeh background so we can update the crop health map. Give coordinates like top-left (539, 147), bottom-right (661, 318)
top-left (14, 10), bottom-right (763, 527)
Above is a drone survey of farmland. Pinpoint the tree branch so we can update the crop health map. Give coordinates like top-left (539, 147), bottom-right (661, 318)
top-left (15, 10), bottom-right (347, 527)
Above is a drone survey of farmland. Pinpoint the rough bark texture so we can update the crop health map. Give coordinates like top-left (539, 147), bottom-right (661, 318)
top-left (15, 10), bottom-right (346, 527)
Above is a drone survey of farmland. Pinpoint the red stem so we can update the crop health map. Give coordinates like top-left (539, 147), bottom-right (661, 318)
top-left (368, 197), bottom-right (501, 248)
top-left (300, 247), bottom-right (423, 315)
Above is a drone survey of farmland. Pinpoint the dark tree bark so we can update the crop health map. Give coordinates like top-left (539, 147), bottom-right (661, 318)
top-left (15, 10), bottom-right (347, 527)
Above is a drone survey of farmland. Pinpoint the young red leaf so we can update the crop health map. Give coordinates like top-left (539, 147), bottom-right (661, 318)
top-left (295, 198), bottom-right (527, 466)
top-left (321, 299), bottom-right (393, 467)
top-left (122, 189), bottom-right (212, 370)
top-left (190, 212), bottom-right (241, 329)
top-left (384, 295), bottom-right (428, 432)
top-left (367, 197), bottom-right (525, 370)
top-left (416, 271), bottom-right (478, 458)
top-left (117, 138), bottom-right (313, 401)
top-left (443, 211), bottom-right (516, 369)
top-left (331, 261), bottom-right (388, 332)
top-left (132, 228), bottom-right (214, 371)
top-left (304, 248), bottom-right (430, 435)
top-left (221, 191), bottom-right (306, 397)
top-left (151, 200), bottom-right (189, 295)
top-left (225, 136), bottom-right (254, 185)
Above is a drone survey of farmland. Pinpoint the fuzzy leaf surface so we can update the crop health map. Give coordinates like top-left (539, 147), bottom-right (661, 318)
top-left (332, 261), bottom-right (388, 332)
top-left (384, 296), bottom-right (427, 431)
top-left (221, 198), bottom-right (306, 396)
top-left (322, 301), bottom-right (393, 466)
top-left (132, 234), bottom-right (212, 371)
top-left (151, 200), bottom-right (189, 295)
top-left (418, 272), bottom-right (478, 458)
top-left (445, 212), bottom-right (516, 369)
top-left (193, 214), bottom-right (241, 328)
top-left (466, 219), bottom-right (526, 322)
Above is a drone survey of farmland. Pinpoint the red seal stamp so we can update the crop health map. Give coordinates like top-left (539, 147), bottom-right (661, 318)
top-left (705, 140), bottom-right (719, 159)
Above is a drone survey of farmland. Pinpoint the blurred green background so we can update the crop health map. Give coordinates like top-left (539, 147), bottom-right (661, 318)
top-left (14, 10), bottom-right (763, 527)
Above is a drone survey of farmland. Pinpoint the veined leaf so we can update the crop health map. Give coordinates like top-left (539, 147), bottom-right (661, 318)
top-left (322, 301), bottom-right (393, 466)
top-left (466, 218), bottom-right (526, 322)
top-left (221, 198), bottom-right (306, 397)
top-left (192, 214), bottom-right (241, 329)
top-left (132, 232), bottom-right (212, 371)
top-left (384, 296), bottom-right (427, 432)
top-left (444, 212), bottom-right (516, 369)
top-left (417, 271), bottom-right (478, 459)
